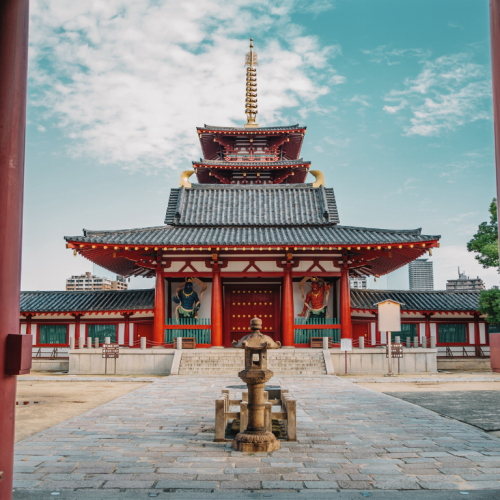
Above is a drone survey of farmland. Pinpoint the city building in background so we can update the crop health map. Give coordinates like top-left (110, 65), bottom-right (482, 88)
top-left (409, 258), bottom-right (434, 291)
top-left (350, 276), bottom-right (367, 289)
top-left (66, 272), bottom-right (128, 291)
top-left (446, 268), bottom-right (485, 291)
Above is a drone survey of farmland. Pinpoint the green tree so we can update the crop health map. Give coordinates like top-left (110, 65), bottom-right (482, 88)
top-left (467, 198), bottom-right (498, 269)
top-left (478, 286), bottom-right (500, 324)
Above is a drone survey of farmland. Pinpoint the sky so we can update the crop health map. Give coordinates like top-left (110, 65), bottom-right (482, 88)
top-left (22, 0), bottom-right (499, 291)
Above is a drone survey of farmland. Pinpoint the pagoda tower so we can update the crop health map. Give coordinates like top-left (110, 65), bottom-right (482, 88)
top-left (65, 39), bottom-right (440, 350)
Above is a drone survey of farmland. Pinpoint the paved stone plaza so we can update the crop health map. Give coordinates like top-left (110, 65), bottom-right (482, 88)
top-left (13, 376), bottom-right (500, 494)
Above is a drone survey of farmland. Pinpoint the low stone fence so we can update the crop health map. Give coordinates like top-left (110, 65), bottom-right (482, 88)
top-left (215, 388), bottom-right (296, 442)
top-left (330, 347), bottom-right (437, 374)
top-left (69, 348), bottom-right (176, 375)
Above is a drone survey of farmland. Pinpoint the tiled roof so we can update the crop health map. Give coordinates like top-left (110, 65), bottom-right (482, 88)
top-left (67, 225), bottom-right (438, 247)
top-left (164, 184), bottom-right (339, 226)
top-left (199, 124), bottom-right (304, 131)
top-left (350, 289), bottom-right (480, 312)
top-left (193, 159), bottom-right (310, 167)
top-left (20, 289), bottom-right (155, 313)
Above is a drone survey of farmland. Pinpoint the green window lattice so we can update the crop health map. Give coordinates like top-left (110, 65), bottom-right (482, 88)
top-left (88, 324), bottom-right (117, 343)
top-left (39, 324), bottom-right (67, 344)
top-left (391, 323), bottom-right (417, 342)
top-left (438, 323), bottom-right (467, 343)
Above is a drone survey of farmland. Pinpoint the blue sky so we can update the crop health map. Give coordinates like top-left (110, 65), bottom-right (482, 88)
top-left (22, 0), bottom-right (498, 291)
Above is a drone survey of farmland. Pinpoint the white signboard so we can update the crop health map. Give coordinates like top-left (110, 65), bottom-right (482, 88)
top-left (377, 300), bottom-right (402, 332)
top-left (340, 338), bottom-right (352, 352)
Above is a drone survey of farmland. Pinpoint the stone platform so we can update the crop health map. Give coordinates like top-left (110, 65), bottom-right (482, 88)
top-left (67, 347), bottom-right (437, 376)
top-left (13, 376), bottom-right (500, 493)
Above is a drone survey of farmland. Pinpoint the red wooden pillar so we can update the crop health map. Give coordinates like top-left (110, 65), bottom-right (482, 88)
top-left (26, 313), bottom-right (32, 338)
top-left (282, 266), bottom-right (294, 347)
top-left (153, 269), bottom-right (165, 346)
top-left (74, 313), bottom-right (81, 342)
top-left (474, 312), bottom-right (480, 346)
top-left (0, 1), bottom-right (30, 497)
top-left (424, 313), bottom-right (431, 341)
top-left (211, 263), bottom-right (223, 346)
top-left (340, 264), bottom-right (352, 339)
top-left (491, 0), bottom-right (500, 241)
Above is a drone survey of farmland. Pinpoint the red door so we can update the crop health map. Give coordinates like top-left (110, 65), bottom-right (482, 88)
top-left (353, 323), bottom-right (368, 346)
top-left (225, 285), bottom-right (280, 345)
top-left (136, 323), bottom-right (153, 345)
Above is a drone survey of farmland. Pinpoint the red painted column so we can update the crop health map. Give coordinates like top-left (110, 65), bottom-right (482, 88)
top-left (491, 0), bottom-right (500, 242)
top-left (211, 263), bottom-right (223, 346)
top-left (474, 313), bottom-right (480, 346)
top-left (340, 264), bottom-right (352, 339)
top-left (153, 269), bottom-right (165, 346)
top-left (282, 266), bottom-right (294, 346)
top-left (74, 313), bottom-right (81, 343)
top-left (424, 313), bottom-right (431, 341)
top-left (0, 1), bottom-right (30, 497)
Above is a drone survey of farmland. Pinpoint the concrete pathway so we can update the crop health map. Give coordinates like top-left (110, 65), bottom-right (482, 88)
top-left (13, 376), bottom-right (500, 493)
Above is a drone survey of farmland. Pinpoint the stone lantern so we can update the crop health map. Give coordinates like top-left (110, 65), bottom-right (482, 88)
top-left (231, 317), bottom-right (281, 452)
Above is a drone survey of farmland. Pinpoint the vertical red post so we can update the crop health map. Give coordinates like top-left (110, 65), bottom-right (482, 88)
top-left (281, 266), bottom-right (294, 347)
top-left (123, 313), bottom-right (130, 347)
top-left (340, 264), bottom-right (352, 339)
top-left (424, 313), bottom-right (431, 341)
top-left (211, 264), bottom-right (223, 346)
top-left (0, 1), bottom-right (30, 497)
top-left (74, 313), bottom-right (81, 343)
top-left (474, 313), bottom-right (480, 346)
top-left (153, 269), bottom-right (165, 346)
top-left (491, 0), bottom-right (500, 238)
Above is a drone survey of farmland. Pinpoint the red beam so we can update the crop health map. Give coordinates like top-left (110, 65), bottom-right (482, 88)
top-left (0, 1), bottom-right (30, 497)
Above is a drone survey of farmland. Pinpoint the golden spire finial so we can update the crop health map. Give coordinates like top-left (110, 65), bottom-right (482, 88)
top-left (244, 38), bottom-right (258, 128)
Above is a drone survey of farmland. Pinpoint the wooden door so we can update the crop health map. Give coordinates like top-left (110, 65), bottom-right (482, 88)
top-left (353, 323), bottom-right (368, 345)
top-left (136, 323), bottom-right (154, 345)
top-left (226, 285), bottom-right (280, 344)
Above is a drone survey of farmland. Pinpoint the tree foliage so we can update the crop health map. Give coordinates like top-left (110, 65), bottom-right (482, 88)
top-left (478, 287), bottom-right (500, 324)
top-left (467, 198), bottom-right (499, 269)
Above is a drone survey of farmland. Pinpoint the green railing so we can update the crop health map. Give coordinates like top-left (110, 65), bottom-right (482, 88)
top-left (164, 318), bottom-right (211, 344)
top-left (294, 317), bottom-right (341, 344)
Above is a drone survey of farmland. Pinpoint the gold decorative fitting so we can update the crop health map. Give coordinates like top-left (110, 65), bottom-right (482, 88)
top-left (179, 170), bottom-right (195, 189)
top-left (310, 170), bottom-right (325, 187)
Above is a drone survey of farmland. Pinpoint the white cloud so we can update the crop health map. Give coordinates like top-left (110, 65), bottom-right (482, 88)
top-left (28, 0), bottom-right (343, 173)
top-left (323, 136), bottom-right (350, 147)
top-left (349, 94), bottom-right (371, 107)
top-left (362, 45), bottom-right (431, 65)
top-left (36, 124), bottom-right (47, 132)
top-left (383, 53), bottom-right (491, 136)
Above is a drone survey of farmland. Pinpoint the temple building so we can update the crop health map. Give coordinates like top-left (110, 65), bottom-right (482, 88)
top-left (20, 40), bottom-right (489, 358)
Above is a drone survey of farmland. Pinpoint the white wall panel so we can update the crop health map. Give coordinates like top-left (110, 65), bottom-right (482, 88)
top-left (430, 323), bottom-right (437, 339)
top-left (380, 331), bottom-right (387, 344)
top-left (129, 323), bottom-right (134, 346)
top-left (20, 324), bottom-right (27, 335)
top-left (68, 324), bottom-right (75, 339)
top-left (468, 323), bottom-right (475, 344)
top-left (479, 323), bottom-right (486, 344)
top-left (419, 323), bottom-right (425, 341)
top-left (31, 324), bottom-right (37, 344)
top-left (370, 322), bottom-right (376, 345)
top-left (118, 323), bottom-right (125, 345)
top-left (79, 324), bottom-right (86, 339)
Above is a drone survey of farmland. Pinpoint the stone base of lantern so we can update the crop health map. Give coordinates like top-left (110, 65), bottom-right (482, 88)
top-left (231, 431), bottom-right (280, 452)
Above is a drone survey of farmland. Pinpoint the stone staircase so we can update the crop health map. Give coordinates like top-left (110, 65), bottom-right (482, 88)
top-left (178, 348), bottom-right (327, 376)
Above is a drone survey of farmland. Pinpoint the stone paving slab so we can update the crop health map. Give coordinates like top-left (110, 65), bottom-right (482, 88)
top-left (385, 391), bottom-right (500, 431)
top-left (13, 376), bottom-right (500, 492)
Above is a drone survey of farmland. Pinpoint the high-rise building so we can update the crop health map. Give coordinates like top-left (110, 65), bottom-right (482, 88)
top-left (446, 268), bottom-right (485, 291)
top-left (350, 276), bottom-right (367, 289)
top-left (408, 259), bottom-right (434, 291)
top-left (66, 272), bottom-right (128, 291)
